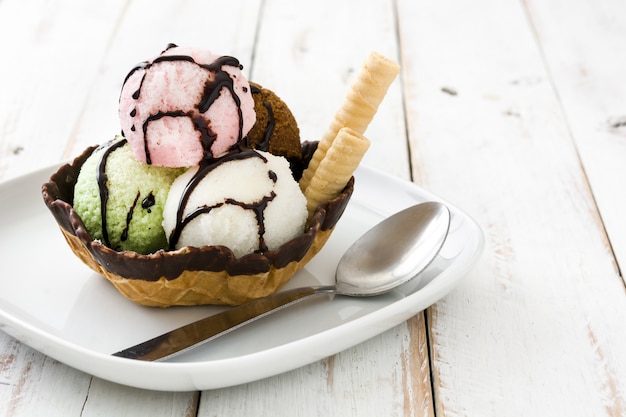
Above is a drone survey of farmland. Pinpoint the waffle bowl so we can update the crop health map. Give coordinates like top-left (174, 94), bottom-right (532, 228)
top-left (42, 142), bottom-right (353, 307)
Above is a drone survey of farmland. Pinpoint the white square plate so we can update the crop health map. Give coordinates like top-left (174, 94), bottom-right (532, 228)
top-left (0, 164), bottom-right (483, 391)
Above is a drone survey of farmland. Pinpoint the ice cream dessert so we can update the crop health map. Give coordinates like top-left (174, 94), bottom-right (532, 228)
top-left (42, 46), bottom-right (399, 307)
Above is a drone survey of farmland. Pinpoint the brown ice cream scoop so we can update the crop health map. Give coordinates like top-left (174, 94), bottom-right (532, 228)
top-left (246, 82), bottom-right (302, 161)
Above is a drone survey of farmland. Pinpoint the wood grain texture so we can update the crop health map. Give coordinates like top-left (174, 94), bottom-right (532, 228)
top-left (81, 379), bottom-right (198, 417)
top-left (198, 317), bottom-right (433, 417)
top-left (251, 0), bottom-right (409, 178)
top-left (0, 338), bottom-right (90, 417)
top-left (0, 0), bottom-right (118, 415)
top-left (0, 0), bottom-right (128, 181)
top-left (1, 0), bottom-right (625, 415)
top-left (522, 0), bottom-right (626, 281)
top-left (396, 0), bottom-right (626, 415)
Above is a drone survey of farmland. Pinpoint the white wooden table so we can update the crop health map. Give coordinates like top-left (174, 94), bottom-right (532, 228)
top-left (1, 0), bottom-right (625, 415)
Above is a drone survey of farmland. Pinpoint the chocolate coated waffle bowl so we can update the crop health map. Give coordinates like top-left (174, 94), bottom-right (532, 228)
top-left (42, 142), bottom-right (353, 307)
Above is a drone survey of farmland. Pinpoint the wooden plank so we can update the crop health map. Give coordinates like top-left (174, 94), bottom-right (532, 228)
top-left (0, 0), bottom-right (128, 181)
top-left (0, 336), bottom-right (197, 417)
top-left (199, 315), bottom-right (433, 417)
top-left (0, 0), bottom-right (125, 415)
top-left (0, 343), bottom-right (197, 417)
top-left (249, 0), bottom-right (409, 178)
top-left (0, 337), bottom-right (90, 417)
top-left (522, 0), bottom-right (626, 280)
top-left (82, 379), bottom-right (198, 417)
top-left (396, 0), bottom-right (626, 415)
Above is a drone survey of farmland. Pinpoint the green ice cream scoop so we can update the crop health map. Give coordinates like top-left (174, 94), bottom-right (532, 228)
top-left (73, 136), bottom-right (185, 254)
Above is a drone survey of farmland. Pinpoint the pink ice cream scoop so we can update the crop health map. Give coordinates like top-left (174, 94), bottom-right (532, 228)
top-left (119, 44), bottom-right (256, 167)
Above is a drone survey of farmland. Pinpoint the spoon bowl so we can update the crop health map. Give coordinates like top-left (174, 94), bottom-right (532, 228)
top-left (336, 201), bottom-right (450, 296)
top-left (114, 201), bottom-right (451, 361)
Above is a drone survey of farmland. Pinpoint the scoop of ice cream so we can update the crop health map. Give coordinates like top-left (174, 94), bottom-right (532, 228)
top-left (119, 44), bottom-right (256, 167)
top-left (162, 149), bottom-right (307, 258)
top-left (246, 82), bottom-right (302, 161)
top-left (73, 136), bottom-right (185, 254)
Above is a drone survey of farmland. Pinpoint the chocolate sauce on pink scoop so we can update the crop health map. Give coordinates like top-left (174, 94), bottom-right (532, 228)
top-left (122, 44), bottom-right (247, 164)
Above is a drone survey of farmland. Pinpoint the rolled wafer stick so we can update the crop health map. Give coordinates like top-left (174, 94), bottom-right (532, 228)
top-left (299, 51), bottom-right (400, 193)
top-left (305, 127), bottom-right (370, 219)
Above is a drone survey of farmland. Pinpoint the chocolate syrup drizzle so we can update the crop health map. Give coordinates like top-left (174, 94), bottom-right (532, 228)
top-left (96, 138), bottom-right (159, 250)
top-left (121, 191), bottom-right (141, 242)
top-left (247, 85), bottom-right (276, 152)
top-left (122, 44), bottom-right (246, 164)
top-left (96, 138), bottom-right (127, 247)
top-left (167, 149), bottom-right (277, 253)
top-left (142, 192), bottom-right (155, 212)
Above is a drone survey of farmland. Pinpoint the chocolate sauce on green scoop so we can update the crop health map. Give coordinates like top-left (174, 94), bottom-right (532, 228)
top-left (94, 138), bottom-right (165, 251)
top-left (96, 138), bottom-right (126, 248)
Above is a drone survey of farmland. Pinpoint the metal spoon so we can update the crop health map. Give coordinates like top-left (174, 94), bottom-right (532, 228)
top-left (113, 201), bottom-right (450, 361)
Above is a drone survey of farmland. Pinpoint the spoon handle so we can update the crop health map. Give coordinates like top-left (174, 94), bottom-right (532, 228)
top-left (113, 285), bottom-right (337, 361)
